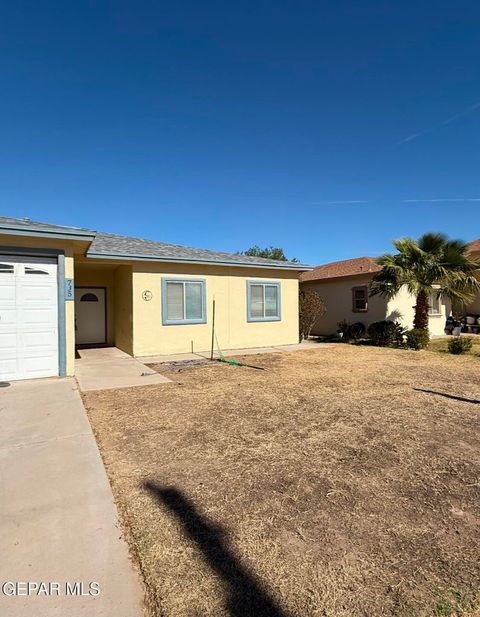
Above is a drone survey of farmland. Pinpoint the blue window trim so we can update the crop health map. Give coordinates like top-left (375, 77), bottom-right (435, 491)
top-left (161, 278), bottom-right (207, 325)
top-left (246, 280), bottom-right (281, 322)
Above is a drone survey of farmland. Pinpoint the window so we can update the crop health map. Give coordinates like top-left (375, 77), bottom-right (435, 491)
top-left (0, 263), bottom-right (14, 274)
top-left (352, 286), bottom-right (368, 312)
top-left (25, 266), bottom-right (48, 275)
top-left (247, 281), bottom-right (281, 321)
top-left (162, 278), bottom-right (206, 325)
top-left (80, 293), bottom-right (99, 302)
top-left (428, 292), bottom-right (442, 316)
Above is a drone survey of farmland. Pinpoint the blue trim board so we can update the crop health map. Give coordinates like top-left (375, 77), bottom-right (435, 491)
top-left (57, 254), bottom-right (67, 377)
top-left (246, 280), bottom-right (282, 322)
top-left (0, 227), bottom-right (95, 241)
top-left (161, 278), bottom-right (207, 325)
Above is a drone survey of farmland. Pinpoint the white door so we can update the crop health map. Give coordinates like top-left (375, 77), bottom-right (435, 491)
top-left (75, 288), bottom-right (106, 345)
top-left (0, 256), bottom-right (59, 381)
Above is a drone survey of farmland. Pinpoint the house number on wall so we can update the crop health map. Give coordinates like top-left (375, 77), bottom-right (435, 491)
top-left (142, 290), bottom-right (153, 301)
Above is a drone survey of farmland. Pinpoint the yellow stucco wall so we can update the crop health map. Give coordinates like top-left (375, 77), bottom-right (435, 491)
top-left (114, 265), bottom-right (133, 355)
top-left (301, 276), bottom-right (450, 336)
top-left (130, 262), bottom-right (300, 356)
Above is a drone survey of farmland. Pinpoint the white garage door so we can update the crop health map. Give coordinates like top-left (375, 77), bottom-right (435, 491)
top-left (0, 256), bottom-right (59, 381)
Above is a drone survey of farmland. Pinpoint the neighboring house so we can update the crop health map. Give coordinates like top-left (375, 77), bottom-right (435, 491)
top-left (300, 256), bottom-right (452, 336)
top-left (465, 239), bottom-right (480, 321)
top-left (0, 216), bottom-right (311, 382)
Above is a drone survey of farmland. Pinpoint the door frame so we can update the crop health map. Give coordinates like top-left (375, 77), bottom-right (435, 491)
top-left (75, 286), bottom-right (108, 347)
top-left (0, 245), bottom-right (66, 377)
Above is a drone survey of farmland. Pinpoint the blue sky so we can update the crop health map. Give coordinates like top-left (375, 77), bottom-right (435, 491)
top-left (1, 1), bottom-right (479, 265)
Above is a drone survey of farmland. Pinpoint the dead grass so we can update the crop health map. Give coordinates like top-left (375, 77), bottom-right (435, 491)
top-left (82, 346), bottom-right (480, 617)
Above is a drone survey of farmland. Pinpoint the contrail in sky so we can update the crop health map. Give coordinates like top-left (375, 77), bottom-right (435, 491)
top-left (397, 101), bottom-right (480, 145)
top-left (311, 200), bottom-right (369, 205)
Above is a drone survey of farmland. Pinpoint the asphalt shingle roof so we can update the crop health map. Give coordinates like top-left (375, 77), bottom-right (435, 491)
top-left (0, 216), bottom-right (95, 236)
top-left (0, 216), bottom-right (309, 270)
top-left (468, 239), bottom-right (480, 254)
top-left (300, 256), bottom-right (381, 282)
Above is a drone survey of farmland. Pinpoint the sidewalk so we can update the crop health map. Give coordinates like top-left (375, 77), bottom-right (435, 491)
top-left (0, 378), bottom-right (144, 617)
top-left (139, 338), bottom-right (328, 364)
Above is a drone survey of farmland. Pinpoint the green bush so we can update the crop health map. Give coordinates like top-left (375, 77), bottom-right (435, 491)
top-left (406, 328), bottom-right (430, 350)
top-left (367, 320), bottom-right (406, 347)
top-left (448, 336), bottom-right (473, 355)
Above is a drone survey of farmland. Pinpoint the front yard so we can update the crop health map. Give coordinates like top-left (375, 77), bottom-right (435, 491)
top-left (428, 336), bottom-right (480, 359)
top-left (83, 346), bottom-right (480, 617)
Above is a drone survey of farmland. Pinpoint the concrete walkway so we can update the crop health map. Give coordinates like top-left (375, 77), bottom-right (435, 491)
top-left (139, 338), bottom-right (328, 364)
top-left (0, 378), bottom-right (144, 617)
top-left (76, 347), bottom-right (171, 391)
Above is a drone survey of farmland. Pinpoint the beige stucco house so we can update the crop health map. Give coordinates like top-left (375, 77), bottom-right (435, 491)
top-left (300, 256), bottom-right (452, 337)
top-left (301, 240), bottom-right (480, 337)
top-left (465, 240), bottom-right (480, 323)
top-left (0, 216), bottom-right (311, 382)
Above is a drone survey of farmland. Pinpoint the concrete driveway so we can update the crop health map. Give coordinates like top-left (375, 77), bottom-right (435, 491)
top-left (0, 378), bottom-right (144, 617)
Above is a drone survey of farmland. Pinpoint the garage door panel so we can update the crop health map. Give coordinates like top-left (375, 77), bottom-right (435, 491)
top-left (0, 307), bottom-right (18, 325)
top-left (0, 258), bottom-right (59, 381)
top-left (0, 331), bottom-right (17, 357)
top-left (0, 281), bottom-right (15, 304)
top-left (21, 283), bottom-right (57, 302)
top-left (23, 354), bottom-right (58, 376)
top-left (22, 307), bottom-right (58, 326)
top-left (0, 361), bottom-right (18, 381)
top-left (22, 330), bottom-right (58, 352)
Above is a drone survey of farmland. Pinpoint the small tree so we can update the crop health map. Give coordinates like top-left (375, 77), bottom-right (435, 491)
top-left (241, 245), bottom-right (299, 262)
top-left (299, 290), bottom-right (326, 340)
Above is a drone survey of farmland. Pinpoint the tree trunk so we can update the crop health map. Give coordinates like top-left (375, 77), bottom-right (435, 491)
top-left (414, 289), bottom-right (429, 330)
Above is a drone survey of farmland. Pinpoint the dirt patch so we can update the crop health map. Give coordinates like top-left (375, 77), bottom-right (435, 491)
top-left (83, 346), bottom-right (480, 617)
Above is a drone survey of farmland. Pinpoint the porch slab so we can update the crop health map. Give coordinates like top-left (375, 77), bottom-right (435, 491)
top-left (139, 339), bottom-right (327, 364)
top-left (75, 347), bottom-right (171, 391)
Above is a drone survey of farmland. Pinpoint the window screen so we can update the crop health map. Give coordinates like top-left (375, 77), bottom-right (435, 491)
top-left (247, 282), bottom-right (281, 321)
top-left (163, 279), bottom-right (206, 324)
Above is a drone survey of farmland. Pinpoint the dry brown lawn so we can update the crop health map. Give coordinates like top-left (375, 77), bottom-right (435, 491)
top-left (82, 346), bottom-right (480, 617)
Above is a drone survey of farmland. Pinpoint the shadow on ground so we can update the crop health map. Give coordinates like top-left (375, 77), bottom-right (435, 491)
top-left (144, 481), bottom-right (291, 617)
top-left (413, 387), bottom-right (480, 404)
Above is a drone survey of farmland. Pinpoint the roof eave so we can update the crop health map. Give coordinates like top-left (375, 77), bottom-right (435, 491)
top-left (0, 223), bottom-right (96, 242)
top-left (86, 251), bottom-right (313, 271)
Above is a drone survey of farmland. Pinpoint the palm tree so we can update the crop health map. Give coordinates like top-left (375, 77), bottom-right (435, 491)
top-left (370, 233), bottom-right (480, 331)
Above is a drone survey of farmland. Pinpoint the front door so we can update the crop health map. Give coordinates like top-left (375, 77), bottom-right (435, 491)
top-left (75, 287), bottom-right (106, 345)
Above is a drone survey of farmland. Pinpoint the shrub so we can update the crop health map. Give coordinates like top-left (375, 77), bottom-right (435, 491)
top-left (448, 336), bottom-right (473, 355)
top-left (299, 290), bottom-right (326, 340)
top-left (367, 320), bottom-right (406, 347)
top-left (406, 328), bottom-right (430, 350)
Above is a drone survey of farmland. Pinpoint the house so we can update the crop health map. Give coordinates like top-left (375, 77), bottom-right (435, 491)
top-left (300, 240), bottom-right (480, 337)
top-left (464, 239), bottom-right (480, 332)
top-left (300, 256), bottom-right (452, 336)
top-left (0, 216), bottom-right (311, 382)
